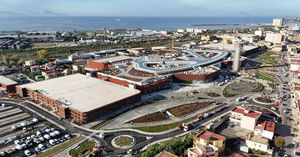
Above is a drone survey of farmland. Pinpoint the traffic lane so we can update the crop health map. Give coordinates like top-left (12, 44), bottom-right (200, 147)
top-left (1, 101), bottom-right (108, 146)
top-left (104, 105), bottom-right (236, 156)
top-left (1, 99), bottom-right (236, 156)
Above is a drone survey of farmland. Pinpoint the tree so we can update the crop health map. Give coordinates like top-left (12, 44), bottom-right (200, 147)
top-left (2, 55), bottom-right (9, 65)
top-left (275, 136), bottom-right (285, 148)
top-left (37, 50), bottom-right (48, 59)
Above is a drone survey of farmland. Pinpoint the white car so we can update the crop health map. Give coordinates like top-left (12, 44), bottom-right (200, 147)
top-left (43, 134), bottom-right (51, 140)
top-left (24, 150), bottom-right (31, 156)
top-left (38, 137), bottom-right (44, 142)
top-left (35, 147), bottom-right (41, 152)
top-left (21, 143), bottom-right (27, 149)
top-left (38, 144), bottom-right (45, 150)
top-left (14, 140), bottom-right (20, 145)
top-left (64, 134), bottom-right (71, 139)
top-left (0, 152), bottom-right (5, 157)
top-left (49, 139), bottom-right (55, 146)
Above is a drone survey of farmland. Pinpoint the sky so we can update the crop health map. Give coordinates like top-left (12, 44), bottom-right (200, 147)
top-left (0, 0), bottom-right (299, 17)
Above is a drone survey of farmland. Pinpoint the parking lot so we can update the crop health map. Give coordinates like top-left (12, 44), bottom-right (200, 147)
top-left (0, 103), bottom-right (72, 157)
top-left (216, 121), bottom-right (252, 139)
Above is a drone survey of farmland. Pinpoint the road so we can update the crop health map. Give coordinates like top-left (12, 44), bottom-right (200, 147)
top-left (0, 98), bottom-right (238, 156)
top-left (275, 51), bottom-right (295, 157)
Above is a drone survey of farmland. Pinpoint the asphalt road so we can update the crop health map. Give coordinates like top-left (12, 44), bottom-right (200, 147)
top-left (0, 99), bottom-right (237, 156)
top-left (276, 51), bottom-right (295, 156)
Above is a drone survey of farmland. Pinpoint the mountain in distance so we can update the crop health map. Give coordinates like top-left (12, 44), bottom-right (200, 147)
top-left (0, 11), bottom-right (27, 17)
top-left (0, 10), bottom-right (67, 17)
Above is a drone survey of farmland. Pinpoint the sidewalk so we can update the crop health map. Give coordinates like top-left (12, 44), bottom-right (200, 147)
top-left (50, 136), bottom-right (86, 157)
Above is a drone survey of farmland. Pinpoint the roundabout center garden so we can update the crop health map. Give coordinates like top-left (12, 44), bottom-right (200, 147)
top-left (112, 135), bottom-right (135, 149)
top-left (223, 80), bottom-right (264, 97)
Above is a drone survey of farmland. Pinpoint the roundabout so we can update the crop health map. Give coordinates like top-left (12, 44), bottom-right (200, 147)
top-left (112, 135), bottom-right (136, 149)
top-left (223, 79), bottom-right (264, 97)
top-left (252, 97), bottom-right (274, 106)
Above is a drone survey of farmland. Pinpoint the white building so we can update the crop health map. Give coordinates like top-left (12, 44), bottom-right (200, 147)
top-left (254, 30), bottom-right (263, 37)
top-left (186, 28), bottom-right (205, 34)
top-left (265, 32), bottom-right (283, 44)
top-left (245, 134), bottom-right (272, 154)
top-left (230, 107), bottom-right (261, 131)
top-left (272, 18), bottom-right (284, 27)
top-left (254, 121), bottom-right (275, 140)
top-left (177, 29), bottom-right (185, 33)
top-left (25, 60), bottom-right (36, 67)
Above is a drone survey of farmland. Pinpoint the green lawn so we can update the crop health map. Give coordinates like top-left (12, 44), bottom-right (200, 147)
top-left (136, 118), bottom-right (193, 133)
top-left (255, 71), bottom-right (277, 83)
top-left (36, 136), bottom-right (82, 157)
top-left (69, 139), bottom-right (96, 157)
top-left (255, 51), bottom-right (277, 65)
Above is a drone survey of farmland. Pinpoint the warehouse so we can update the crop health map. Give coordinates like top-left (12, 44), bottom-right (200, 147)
top-left (16, 74), bottom-right (141, 125)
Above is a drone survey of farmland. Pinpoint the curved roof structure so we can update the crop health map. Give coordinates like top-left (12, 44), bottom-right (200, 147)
top-left (133, 48), bottom-right (229, 75)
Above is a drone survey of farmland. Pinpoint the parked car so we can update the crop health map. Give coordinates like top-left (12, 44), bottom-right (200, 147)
top-left (24, 150), bottom-right (31, 156)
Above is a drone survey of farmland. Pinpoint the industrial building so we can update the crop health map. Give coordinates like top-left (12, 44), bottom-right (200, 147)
top-left (16, 74), bottom-right (141, 125)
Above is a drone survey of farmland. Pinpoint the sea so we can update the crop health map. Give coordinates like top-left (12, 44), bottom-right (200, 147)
top-left (0, 16), bottom-right (274, 32)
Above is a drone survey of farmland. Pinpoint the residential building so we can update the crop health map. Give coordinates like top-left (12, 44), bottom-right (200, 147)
top-left (229, 153), bottom-right (249, 157)
top-left (272, 18), bottom-right (284, 27)
top-left (230, 107), bottom-right (262, 131)
top-left (265, 32), bottom-right (283, 44)
top-left (254, 30), bottom-right (263, 37)
top-left (194, 131), bottom-right (226, 152)
top-left (245, 134), bottom-right (272, 154)
top-left (254, 120), bottom-right (276, 140)
top-left (156, 151), bottom-right (178, 157)
top-left (25, 60), bottom-right (36, 67)
top-left (187, 143), bottom-right (219, 157)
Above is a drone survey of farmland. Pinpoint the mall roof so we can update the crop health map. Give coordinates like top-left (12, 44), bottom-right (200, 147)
top-left (0, 76), bottom-right (17, 86)
top-left (19, 74), bottom-right (140, 112)
top-left (199, 43), bottom-right (259, 52)
top-left (91, 56), bottom-right (132, 64)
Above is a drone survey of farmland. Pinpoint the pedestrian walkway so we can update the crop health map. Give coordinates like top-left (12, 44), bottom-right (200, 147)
top-left (102, 98), bottom-right (216, 129)
top-left (51, 137), bottom-right (86, 157)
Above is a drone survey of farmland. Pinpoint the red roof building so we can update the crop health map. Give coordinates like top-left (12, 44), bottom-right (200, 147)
top-left (194, 131), bottom-right (226, 152)
top-left (230, 107), bottom-right (262, 131)
top-left (254, 120), bottom-right (275, 140)
top-left (156, 151), bottom-right (178, 157)
top-left (230, 153), bottom-right (249, 157)
top-left (232, 107), bottom-right (261, 119)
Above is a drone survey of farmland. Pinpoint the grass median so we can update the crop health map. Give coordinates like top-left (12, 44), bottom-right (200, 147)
top-left (136, 118), bottom-right (193, 133)
top-left (69, 139), bottom-right (96, 157)
top-left (255, 51), bottom-right (277, 65)
top-left (36, 136), bottom-right (82, 157)
top-left (255, 71), bottom-right (277, 83)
